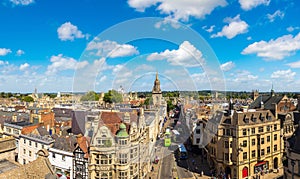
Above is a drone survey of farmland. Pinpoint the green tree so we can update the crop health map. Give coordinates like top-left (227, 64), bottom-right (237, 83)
top-left (103, 90), bottom-right (123, 103)
top-left (167, 100), bottom-right (175, 112)
top-left (22, 96), bottom-right (34, 102)
top-left (80, 91), bottom-right (99, 101)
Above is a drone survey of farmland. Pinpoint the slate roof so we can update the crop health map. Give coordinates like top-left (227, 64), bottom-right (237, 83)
top-left (249, 95), bottom-right (283, 110)
top-left (52, 135), bottom-right (76, 152)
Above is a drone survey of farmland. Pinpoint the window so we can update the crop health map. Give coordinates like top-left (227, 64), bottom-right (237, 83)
top-left (23, 149), bottom-right (26, 154)
top-left (224, 153), bottom-right (229, 161)
top-left (261, 137), bottom-right (264, 145)
top-left (243, 152), bottom-right (247, 160)
top-left (29, 141), bottom-right (32, 146)
top-left (252, 139), bottom-right (255, 146)
top-left (251, 128), bottom-right (255, 135)
top-left (274, 145), bottom-right (278, 151)
top-left (267, 147), bottom-right (270, 154)
top-left (274, 124), bottom-right (277, 131)
top-left (119, 171), bottom-right (127, 179)
top-left (252, 150), bottom-right (256, 158)
top-left (42, 145), bottom-right (44, 149)
top-left (259, 127), bottom-right (264, 133)
top-left (98, 154), bottom-right (112, 165)
top-left (196, 138), bottom-right (200, 144)
top-left (243, 140), bottom-right (247, 147)
top-left (224, 141), bottom-right (229, 148)
top-left (274, 134), bottom-right (278, 141)
top-left (29, 151), bottom-right (32, 157)
top-left (261, 149), bottom-right (265, 156)
top-left (230, 141), bottom-right (232, 148)
top-left (24, 139), bottom-right (26, 144)
top-left (243, 129), bottom-right (247, 136)
top-left (226, 129), bottom-right (231, 136)
top-left (35, 142), bottom-right (38, 148)
top-left (62, 155), bottom-right (65, 161)
top-left (267, 136), bottom-right (270, 142)
top-left (53, 153), bottom-right (56, 158)
top-left (23, 159), bottom-right (26, 165)
top-left (130, 148), bottom-right (138, 159)
top-left (119, 139), bottom-right (127, 145)
top-left (267, 125), bottom-right (270, 132)
top-left (119, 153), bottom-right (128, 164)
top-left (196, 129), bottom-right (200, 134)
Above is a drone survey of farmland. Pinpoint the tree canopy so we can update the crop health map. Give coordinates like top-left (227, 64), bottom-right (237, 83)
top-left (22, 96), bottom-right (34, 102)
top-left (80, 91), bottom-right (99, 101)
top-left (103, 90), bottom-right (123, 103)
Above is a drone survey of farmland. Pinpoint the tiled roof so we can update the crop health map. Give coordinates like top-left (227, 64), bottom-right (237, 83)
top-left (21, 124), bottom-right (39, 135)
top-left (76, 134), bottom-right (90, 159)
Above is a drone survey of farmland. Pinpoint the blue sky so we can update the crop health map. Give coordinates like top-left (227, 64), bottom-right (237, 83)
top-left (0, 0), bottom-right (300, 93)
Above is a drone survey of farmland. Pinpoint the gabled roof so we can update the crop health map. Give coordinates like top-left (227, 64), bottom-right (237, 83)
top-left (75, 134), bottom-right (90, 159)
top-left (250, 95), bottom-right (283, 110)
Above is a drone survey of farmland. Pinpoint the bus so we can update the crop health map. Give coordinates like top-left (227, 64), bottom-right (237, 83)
top-left (164, 128), bottom-right (171, 147)
top-left (178, 144), bottom-right (188, 159)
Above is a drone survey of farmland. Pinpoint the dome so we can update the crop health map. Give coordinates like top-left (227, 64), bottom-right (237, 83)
top-left (117, 123), bottom-right (129, 137)
top-left (119, 123), bottom-right (126, 129)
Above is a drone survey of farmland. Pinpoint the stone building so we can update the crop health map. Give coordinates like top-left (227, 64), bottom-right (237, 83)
top-left (207, 108), bottom-right (283, 179)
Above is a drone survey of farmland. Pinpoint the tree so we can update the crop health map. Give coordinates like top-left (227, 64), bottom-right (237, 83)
top-left (80, 91), bottom-right (99, 101)
top-left (167, 100), bottom-right (175, 112)
top-left (103, 90), bottom-right (123, 103)
top-left (22, 96), bottom-right (34, 102)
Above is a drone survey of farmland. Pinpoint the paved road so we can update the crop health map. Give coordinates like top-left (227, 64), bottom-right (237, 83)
top-left (176, 158), bottom-right (194, 179)
top-left (159, 153), bottom-right (174, 179)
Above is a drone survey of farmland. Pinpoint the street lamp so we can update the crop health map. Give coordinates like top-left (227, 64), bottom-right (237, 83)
top-left (291, 159), bottom-right (295, 179)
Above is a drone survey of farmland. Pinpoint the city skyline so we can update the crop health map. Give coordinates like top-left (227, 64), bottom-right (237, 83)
top-left (1, 0), bottom-right (300, 93)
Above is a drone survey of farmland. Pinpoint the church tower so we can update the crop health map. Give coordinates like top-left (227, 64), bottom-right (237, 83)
top-left (152, 72), bottom-right (162, 106)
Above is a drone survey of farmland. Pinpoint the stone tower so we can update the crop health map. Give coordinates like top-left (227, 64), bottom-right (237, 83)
top-left (152, 72), bottom-right (162, 106)
top-left (252, 90), bottom-right (259, 101)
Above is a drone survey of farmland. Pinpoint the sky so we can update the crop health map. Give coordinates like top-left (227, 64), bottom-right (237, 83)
top-left (0, 0), bottom-right (300, 93)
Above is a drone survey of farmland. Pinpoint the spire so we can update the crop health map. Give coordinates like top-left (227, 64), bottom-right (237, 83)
top-left (271, 83), bottom-right (275, 97)
top-left (152, 72), bottom-right (161, 93)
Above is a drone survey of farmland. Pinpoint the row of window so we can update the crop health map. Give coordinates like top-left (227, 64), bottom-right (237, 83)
top-left (242, 124), bottom-right (278, 136)
top-left (224, 134), bottom-right (278, 148)
top-left (242, 145), bottom-right (278, 160)
top-left (23, 139), bottom-right (44, 149)
top-left (52, 152), bottom-right (66, 161)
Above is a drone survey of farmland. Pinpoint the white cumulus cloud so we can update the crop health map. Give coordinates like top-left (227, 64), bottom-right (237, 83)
top-left (147, 41), bottom-right (205, 67)
top-left (220, 61), bottom-right (235, 72)
top-left (0, 48), bottom-right (12, 56)
top-left (239, 0), bottom-right (270, 11)
top-left (267, 10), bottom-right (284, 22)
top-left (211, 15), bottom-right (248, 39)
top-left (10, 0), bottom-right (34, 6)
top-left (46, 54), bottom-right (88, 75)
top-left (286, 61), bottom-right (300, 68)
top-left (86, 40), bottom-right (139, 58)
top-left (16, 49), bottom-right (25, 56)
top-left (271, 69), bottom-right (296, 82)
top-left (242, 32), bottom-right (300, 60)
top-left (57, 22), bottom-right (85, 41)
top-left (19, 63), bottom-right (30, 71)
top-left (127, 0), bottom-right (227, 21)
top-left (127, 0), bottom-right (160, 12)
